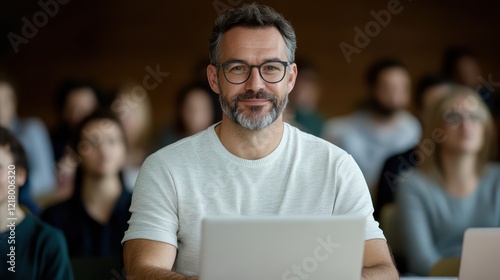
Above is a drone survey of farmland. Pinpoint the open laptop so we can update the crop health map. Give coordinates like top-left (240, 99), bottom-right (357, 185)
top-left (199, 216), bottom-right (366, 280)
top-left (459, 228), bottom-right (500, 280)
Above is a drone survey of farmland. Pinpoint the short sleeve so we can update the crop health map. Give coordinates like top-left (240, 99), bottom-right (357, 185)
top-left (333, 154), bottom-right (385, 241)
top-left (122, 153), bottom-right (179, 247)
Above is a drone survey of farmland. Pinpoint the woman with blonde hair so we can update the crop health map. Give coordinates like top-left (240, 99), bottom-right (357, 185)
top-left (397, 85), bottom-right (500, 276)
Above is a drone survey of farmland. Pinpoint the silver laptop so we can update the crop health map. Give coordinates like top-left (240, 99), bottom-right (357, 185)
top-left (459, 228), bottom-right (500, 280)
top-left (199, 216), bottom-right (366, 280)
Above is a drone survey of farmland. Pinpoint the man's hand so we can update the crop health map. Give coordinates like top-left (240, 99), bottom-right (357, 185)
top-left (361, 239), bottom-right (399, 280)
top-left (124, 239), bottom-right (198, 280)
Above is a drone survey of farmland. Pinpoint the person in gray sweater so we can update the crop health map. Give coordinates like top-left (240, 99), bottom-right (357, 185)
top-left (397, 85), bottom-right (500, 276)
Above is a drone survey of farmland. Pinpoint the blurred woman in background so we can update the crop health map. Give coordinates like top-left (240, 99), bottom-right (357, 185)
top-left (50, 79), bottom-right (104, 204)
top-left (42, 110), bottom-right (131, 258)
top-left (398, 86), bottom-right (500, 275)
top-left (156, 81), bottom-right (221, 149)
top-left (111, 83), bottom-right (153, 191)
top-left (51, 79), bottom-right (104, 162)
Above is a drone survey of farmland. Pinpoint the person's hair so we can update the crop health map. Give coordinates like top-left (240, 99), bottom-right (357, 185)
top-left (71, 109), bottom-right (128, 155)
top-left (441, 46), bottom-right (475, 79)
top-left (174, 81), bottom-right (222, 134)
top-left (418, 85), bottom-right (497, 181)
top-left (208, 3), bottom-right (297, 65)
top-left (414, 75), bottom-right (451, 111)
top-left (0, 126), bottom-right (29, 175)
top-left (365, 58), bottom-right (407, 88)
top-left (70, 110), bottom-right (127, 198)
top-left (55, 79), bottom-right (104, 118)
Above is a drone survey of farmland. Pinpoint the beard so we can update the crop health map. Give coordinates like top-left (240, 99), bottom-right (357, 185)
top-left (369, 98), bottom-right (400, 118)
top-left (219, 89), bottom-right (288, 131)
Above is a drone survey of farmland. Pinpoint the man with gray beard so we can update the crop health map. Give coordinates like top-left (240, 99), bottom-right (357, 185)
top-left (122, 4), bottom-right (398, 280)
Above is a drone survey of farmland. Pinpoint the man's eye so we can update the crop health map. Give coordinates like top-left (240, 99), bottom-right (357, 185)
top-left (228, 65), bottom-right (247, 72)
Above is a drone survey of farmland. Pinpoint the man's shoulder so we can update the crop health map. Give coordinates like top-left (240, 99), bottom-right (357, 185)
top-left (153, 127), bottom-right (212, 159)
top-left (286, 123), bottom-right (349, 158)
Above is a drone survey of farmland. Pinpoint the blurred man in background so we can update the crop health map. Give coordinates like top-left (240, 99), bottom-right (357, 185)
top-left (287, 59), bottom-right (324, 136)
top-left (323, 59), bottom-right (421, 193)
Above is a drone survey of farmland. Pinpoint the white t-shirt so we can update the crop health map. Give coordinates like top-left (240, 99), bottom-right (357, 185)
top-left (322, 110), bottom-right (421, 189)
top-left (122, 122), bottom-right (385, 276)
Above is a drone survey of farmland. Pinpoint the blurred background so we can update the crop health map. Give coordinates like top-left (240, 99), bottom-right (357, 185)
top-left (2, 0), bottom-right (500, 129)
top-left (2, 1), bottom-right (500, 278)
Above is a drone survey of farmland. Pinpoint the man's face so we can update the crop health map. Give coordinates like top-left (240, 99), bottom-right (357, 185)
top-left (373, 67), bottom-right (411, 113)
top-left (207, 27), bottom-right (297, 130)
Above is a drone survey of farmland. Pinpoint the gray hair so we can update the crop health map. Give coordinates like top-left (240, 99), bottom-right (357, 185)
top-left (208, 3), bottom-right (297, 65)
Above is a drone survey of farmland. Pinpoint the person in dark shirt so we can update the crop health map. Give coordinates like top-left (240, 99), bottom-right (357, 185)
top-left (375, 75), bottom-right (452, 219)
top-left (42, 110), bottom-right (131, 258)
top-left (0, 127), bottom-right (73, 280)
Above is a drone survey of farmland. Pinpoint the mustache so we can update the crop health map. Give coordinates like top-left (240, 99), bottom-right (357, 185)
top-left (233, 91), bottom-right (277, 102)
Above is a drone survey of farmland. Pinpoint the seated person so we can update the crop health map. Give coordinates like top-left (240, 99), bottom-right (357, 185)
top-left (111, 84), bottom-right (154, 191)
top-left (156, 80), bottom-right (221, 149)
top-left (122, 4), bottom-right (398, 280)
top-left (0, 127), bottom-right (73, 280)
top-left (322, 58), bottom-right (421, 191)
top-left (374, 75), bottom-right (452, 219)
top-left (0, 78), bottom-right (55, 205)
top-left (286, 58), bottom-right (324, 137)
top-left (42, 110), bottom-right (132, 258)
top-left (397, 85), bottom-right (500, 276)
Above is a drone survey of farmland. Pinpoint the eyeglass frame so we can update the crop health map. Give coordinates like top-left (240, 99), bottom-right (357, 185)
top-left (214, 60), bottom-right (293, 85)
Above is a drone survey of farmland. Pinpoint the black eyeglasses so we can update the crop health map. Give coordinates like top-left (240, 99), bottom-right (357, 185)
top-left (215, 60), bottom-right (291, 84)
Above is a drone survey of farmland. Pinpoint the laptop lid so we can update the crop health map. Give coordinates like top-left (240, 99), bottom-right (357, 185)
top-left (199, 215), bottom-right (366, 280)
top-left (459, 228), bottom-right (500, 280)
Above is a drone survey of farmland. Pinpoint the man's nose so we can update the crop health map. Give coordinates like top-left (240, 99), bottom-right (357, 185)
top-left (244, 67), bottom-right (265, 93)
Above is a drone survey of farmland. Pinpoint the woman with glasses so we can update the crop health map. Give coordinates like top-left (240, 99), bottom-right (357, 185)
top-left (397, 85), bottom-right (500, 276)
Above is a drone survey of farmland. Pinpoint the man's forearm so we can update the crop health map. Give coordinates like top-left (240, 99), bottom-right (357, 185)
top-left (361, 263), bottom-right (399, 280)
top-left (127, 267), bottom-right (198, 280)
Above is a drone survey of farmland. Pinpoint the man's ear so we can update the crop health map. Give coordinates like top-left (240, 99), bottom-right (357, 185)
top-left (287, 63), bottom-right (298, 94)
top-left (16, 167), bottom-right (27, 188)
top-left (207, 64), bottom-right (221, 94)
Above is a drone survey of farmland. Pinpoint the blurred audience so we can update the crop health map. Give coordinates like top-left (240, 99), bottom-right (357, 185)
top-left (286, 59), bottom-right (324, 136)
top-left (323, 59), bottom-right (421, 191)
top-left (0, 127), bottom-right (73, 280)
top-left (49, 79), bottom-right (104, 205)
top-left (42, 110), bottom-right (132, 258)
top-left (0, 78), bottom-right (55, 206)
top-left (398, 86), bottom-right (499, 276)
top-left (442, 46), bottom-right (499, 112)
top-left (156, 81), bottom-right (221, 149)
top-left (374, 75), bottom-right (452, 219)
top-left (51, 79), bottom-right (104, 162)
top-left (111, 83), bottom-right (154, 191)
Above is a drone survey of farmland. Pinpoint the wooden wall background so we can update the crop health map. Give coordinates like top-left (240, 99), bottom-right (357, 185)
top-left (2, 0), bottom-right (500, 130)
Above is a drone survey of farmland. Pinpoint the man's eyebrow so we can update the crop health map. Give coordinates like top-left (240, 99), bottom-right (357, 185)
top-left (223, 59), bottom-right (246, 64)
top-left (222, 57), bottom-right (288, 64)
